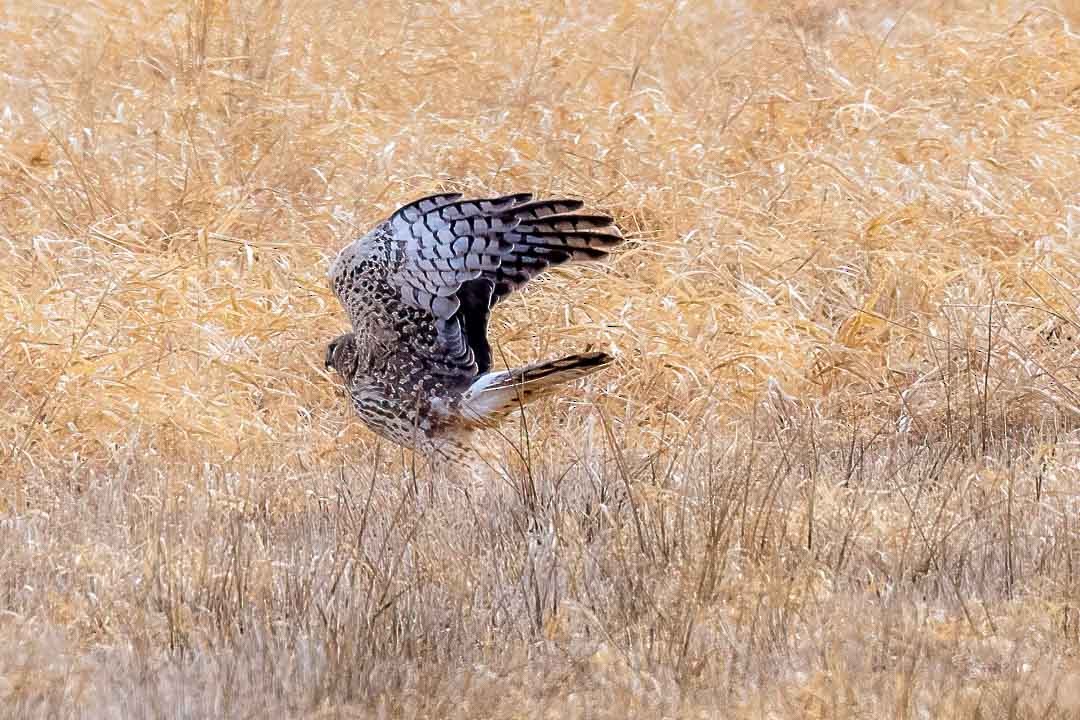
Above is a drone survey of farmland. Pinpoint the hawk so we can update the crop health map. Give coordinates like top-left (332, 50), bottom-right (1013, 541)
top-left (325, 192), bottom-right (624, 461)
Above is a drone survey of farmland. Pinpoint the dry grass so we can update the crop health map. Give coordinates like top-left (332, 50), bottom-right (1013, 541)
top-left (2, 0), bottom-right (1080, 716)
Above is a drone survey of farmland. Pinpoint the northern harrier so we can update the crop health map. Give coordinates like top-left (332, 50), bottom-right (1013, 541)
top-left (325, 192), bottom-right (623, 461)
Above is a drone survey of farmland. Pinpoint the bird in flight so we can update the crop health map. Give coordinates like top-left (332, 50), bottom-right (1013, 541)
top-left (326, 192), bottom-right (624, 463)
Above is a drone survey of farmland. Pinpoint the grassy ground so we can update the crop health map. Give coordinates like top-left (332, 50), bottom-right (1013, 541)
top-left (2, 0), bottom-right (1079, 716)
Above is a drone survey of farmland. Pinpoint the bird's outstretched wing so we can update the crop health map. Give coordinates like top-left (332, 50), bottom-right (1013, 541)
top-left (388, 193), bottom-right (622, 315)
top-left (330, 192), bottom-right (622, 379)
top-left (385, 192), bottom-right (622, 373)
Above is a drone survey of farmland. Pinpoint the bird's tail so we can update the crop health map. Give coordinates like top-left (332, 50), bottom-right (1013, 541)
top-left (458, 351), bottom-right (612, 425)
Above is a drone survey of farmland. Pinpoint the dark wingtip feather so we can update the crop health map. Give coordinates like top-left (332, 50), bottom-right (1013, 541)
top-left (392, 192), bottom-right (464, 222)
top-left (504, 198), bottom-right (586, 219)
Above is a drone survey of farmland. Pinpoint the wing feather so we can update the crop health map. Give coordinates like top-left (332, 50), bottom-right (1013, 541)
top-left (391, 192), bottom-right (464, 223)
top-left (330, 192), bottom-right (623, 384)
top-left (388, 194), bottom-right (622, 315)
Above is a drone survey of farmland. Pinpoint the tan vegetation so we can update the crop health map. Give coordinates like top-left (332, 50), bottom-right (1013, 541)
top-left (2, 0), bottom-right (1079, 716)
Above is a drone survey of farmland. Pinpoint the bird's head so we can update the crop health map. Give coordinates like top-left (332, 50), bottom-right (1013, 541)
top-left (325, 332), bottom-right (359, 379)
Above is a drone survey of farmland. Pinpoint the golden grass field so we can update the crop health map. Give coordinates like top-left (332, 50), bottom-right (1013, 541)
top-left (2, 0), bottom-right (1080, 716)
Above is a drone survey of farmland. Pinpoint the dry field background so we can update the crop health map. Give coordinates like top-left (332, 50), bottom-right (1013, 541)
top-left (2, 0), bottom-right (1080, 717)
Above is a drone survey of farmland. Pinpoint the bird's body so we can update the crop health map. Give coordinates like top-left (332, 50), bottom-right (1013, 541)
top-left (326, 192), bottom-right (623, 461)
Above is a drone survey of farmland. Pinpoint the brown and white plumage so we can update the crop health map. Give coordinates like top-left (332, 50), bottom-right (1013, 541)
top-left (326, 192), bottom-right (623, 461)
